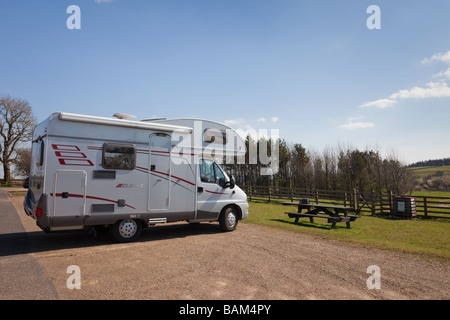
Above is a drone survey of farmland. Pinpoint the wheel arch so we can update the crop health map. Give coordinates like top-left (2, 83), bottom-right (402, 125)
top-left (220, 203), bottom-right (242, 220)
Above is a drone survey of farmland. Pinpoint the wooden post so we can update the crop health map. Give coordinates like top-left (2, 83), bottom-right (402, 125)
top-left (315, 190), bottom-right (319, 204)
top-left (268, 186), bottom-right (271, 202)
top-left (379, 194), bottom-right (384, 214)
top-left (353, 189), bottom-right (357, 211)
top-left (371, 190), bottom-right (376, 216)
top-left (344, 192), bottom-right (347, 207)
top-left (423, 197), bottom-right (428, 218)
top-left (389, 191), bottom-right (393, 215)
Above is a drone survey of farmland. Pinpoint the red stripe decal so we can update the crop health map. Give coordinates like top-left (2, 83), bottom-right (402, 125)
top-left (136, 166), bottom-right (196, 186)
top-left (50, 193), bottom-right (136, 209)
top-left (205, 190), bottom-right (229, 195)
top-left (89, 146), bottom-right (196, 156)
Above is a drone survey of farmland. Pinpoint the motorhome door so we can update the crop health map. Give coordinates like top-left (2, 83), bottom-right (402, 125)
top-left (148, 133), bottom-right (172, 211)
top-left (196, 158), bottom-right (230, 220)
top-left (52, 170), bottom-right (87, 229)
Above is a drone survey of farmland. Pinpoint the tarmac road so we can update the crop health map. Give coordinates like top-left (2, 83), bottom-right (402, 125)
top-left (1, 188), bottom-right (449, 300)
top-left (0, 189), bottom-right (58, 299)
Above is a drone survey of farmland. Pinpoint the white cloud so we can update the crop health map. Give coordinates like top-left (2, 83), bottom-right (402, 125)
top-left (361, 50), bottom-right (450, 109)
top-left (271, 117), bottom-right (279, 123)
top-left (389, 81), bottom-right (450, 99)
top-left (360, 81), bottom-right (450, 108)
top-left (257, 117), bottom-right (266, 122)
top-left (360, 98), bottom-right (397, 109)
top-left (339, 121), bottom-right (375, 130)
top-left (433, 67), bottom-right (450, 80)
top-left (421, 50), bottom-right (450, 65)
top-left (421, 50), bottom-right (450, 80)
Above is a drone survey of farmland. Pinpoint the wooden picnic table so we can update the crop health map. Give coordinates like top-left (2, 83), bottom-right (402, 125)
top-left (281, 201), bottom-right (361, 229)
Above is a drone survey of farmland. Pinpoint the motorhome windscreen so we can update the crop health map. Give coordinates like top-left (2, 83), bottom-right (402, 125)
top-left (102, 143), bottom-right (136, 170)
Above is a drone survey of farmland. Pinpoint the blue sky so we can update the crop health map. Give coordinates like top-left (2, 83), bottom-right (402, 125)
top-left (1, 0), bottom-right (450, 164)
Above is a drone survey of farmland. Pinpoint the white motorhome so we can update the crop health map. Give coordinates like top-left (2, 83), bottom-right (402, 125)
top-left (24, 112), bottom-right (248, 242)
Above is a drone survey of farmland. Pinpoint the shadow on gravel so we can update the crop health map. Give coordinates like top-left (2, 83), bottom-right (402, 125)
top-left (0, 223), bottom-right (223, 257)
top-left (271, 218), bottom-right (349, 230)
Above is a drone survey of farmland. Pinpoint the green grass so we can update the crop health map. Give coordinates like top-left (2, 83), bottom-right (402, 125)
top-left (8, 190), bottom-right (27, 197)
top-left (412, 190), bottom-right (450, 198)
top-left (408, 165), bottom-right (450, 179)
top-left (0, 183), bottom-right (23, 188)
top-left (243, 201), bottom-right (450, 261)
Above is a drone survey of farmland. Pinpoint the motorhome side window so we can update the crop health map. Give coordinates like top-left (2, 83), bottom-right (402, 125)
top-left (35, 141), bottom-right (44, 166)
top-left (200, 159), bottom-right (225, 186)
top-left (102, 143), bottom-right (136, 170)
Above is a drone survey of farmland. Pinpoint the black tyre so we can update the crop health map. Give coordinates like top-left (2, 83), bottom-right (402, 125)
top-left (219, 207), bottom-right (238, 232)
top-left (111, 219), bottom-right (142, 242)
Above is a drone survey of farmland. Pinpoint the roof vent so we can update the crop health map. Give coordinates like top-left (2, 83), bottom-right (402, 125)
top-left (113, 113), bottom-right (136, 120)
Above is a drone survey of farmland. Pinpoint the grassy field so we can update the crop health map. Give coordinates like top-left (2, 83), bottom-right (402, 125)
top-left (412, 190), bottom-right (450, 198)
top-left (243, 200), bottom-right (450, 261)
top-left (408, 165), bottom-right (450, 179)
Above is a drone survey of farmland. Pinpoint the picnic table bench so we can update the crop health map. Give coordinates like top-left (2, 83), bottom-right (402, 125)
top-left (281, 201), bottom-right (361, 229)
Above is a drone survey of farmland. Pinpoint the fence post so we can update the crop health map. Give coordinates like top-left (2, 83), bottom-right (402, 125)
top-left (268, 186), bottom-right (271, 202)
top-left (344, 192), bottom-right (347, 207)
top-left (249, 186), bottom-right (252, 202)
top-left (353, 189), bottom-right (357, 211)
top-left (379, 194), bottom-right (383, 214)
top-left (371, 190), bottom-right (375, 216)
top-left (315, 190), bottom-right (319, 204)
top-left (423, 197), bottom-right (428, 218)
top-left (389, 191), bottom-right (393, 214)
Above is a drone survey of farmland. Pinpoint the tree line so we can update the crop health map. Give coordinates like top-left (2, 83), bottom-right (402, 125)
top-left (224, 136), bottom-right (415, 195)
top-left (408, 158), bottom-right (450, 168)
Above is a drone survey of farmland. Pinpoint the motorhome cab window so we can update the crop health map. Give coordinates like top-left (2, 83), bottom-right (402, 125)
top-left (102, 143), bottom-right (136, 170)
top-left (200, 159), bottom-right (226, 186)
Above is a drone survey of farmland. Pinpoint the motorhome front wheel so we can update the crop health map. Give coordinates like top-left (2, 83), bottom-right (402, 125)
top-left (112, 219), bottom-right (142, 242)
top-left (219, 207), bottom-right (238, 232)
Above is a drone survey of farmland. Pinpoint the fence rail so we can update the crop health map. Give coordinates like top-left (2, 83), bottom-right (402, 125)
top-left (241, 185), bottom-right (450, 219)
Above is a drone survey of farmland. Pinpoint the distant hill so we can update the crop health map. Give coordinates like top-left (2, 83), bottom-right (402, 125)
top-left (408, 165), bottom-right (450, 191)
top-left (408, 158), bottom-right (450, 167)
top-left (408, 165), bottom-right (450, 179)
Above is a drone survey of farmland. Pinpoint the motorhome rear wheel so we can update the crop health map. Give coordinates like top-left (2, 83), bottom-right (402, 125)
top-left (112, 219), bottom-right (142, 242)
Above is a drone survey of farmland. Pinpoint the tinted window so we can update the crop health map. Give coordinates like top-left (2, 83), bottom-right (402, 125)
top-left (214, 163), bottom-right (225, 184)
top-left (200, 159), bottom-right (226, 186)
top-left (200, 159), bottom-right (215, 183)
top-left (37, 141), bottom-right (44, 166)
top-left (102, 143), bottom-right (136, 170)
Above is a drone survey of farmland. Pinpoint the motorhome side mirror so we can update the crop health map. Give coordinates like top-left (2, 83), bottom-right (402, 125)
top-left (229, 175), bottom-right (235, 189)
top-left (218, 177), bottom-right (226, 188)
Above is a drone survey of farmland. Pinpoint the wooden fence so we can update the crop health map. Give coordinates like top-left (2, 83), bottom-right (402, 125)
top-left (241, 185), bottom-right (450, 219)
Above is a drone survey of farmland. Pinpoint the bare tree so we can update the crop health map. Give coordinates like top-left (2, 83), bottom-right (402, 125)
top-left (0, 96), bottom-right (36, 184)
top-left (382, 150), bottom-right (414, 194)
top-left (14, 147), bottom-right (32, 177)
